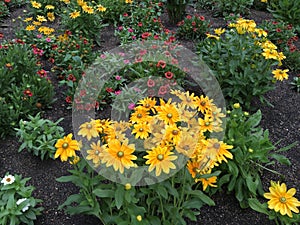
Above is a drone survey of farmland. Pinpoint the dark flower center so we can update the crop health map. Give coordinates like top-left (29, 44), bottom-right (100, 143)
top-left (117, 151), bottom-right (124, 158)
top-left (167, 113), bottom-right (172, 118)
top-left (62, 143), bottom-right (69, 149)
top-left (157, 154), bottom-right (164, 161)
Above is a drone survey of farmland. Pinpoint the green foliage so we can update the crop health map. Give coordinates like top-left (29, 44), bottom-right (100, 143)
top-left (58, 0), bottom-right (107, 44)
top-left (290, 76), bottom-right (300, 92)
top-left (115, 1), bottom-right (165, 45)
top-left (176, 14), bottom-right (210, 40)
top-left (217, 106), bottom-right (295, 208)
top-left (0, 173), bottom-right (43, 225)
top-left (57, 159), bottom-right (215, 224)
top-left (99, 0), bottom-right (133, 24)
top-left (0, 40), bottom-right (54, 137)
top-left (0, 1), bottom-right (9, 20)
top-left (15, 113), bottom-right (65, 160)
top-left (268, 0), bottom-right (300, 32)
top-left (197, 21), bottom-right (283, 109)
top-left (215, 0), bottom-right (254, 16)
top-left (165, 0), bottom-right (189, 24)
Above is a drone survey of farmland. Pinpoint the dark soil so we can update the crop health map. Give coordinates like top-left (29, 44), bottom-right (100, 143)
top-left (0, 4), bottom-right (299, 225)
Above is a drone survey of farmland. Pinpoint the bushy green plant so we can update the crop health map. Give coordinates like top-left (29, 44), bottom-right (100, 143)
top-left (59, 0), bottom-right (107, 44)
top-left (217, 105), bottom-right (296, 208)
top-left (0, 173), bottom-right (43, 225)
top-left (215, 0), bottom-right (254, 16)
top-left (268, 0), bottom-right (300, 32)
top-left (176, 14), bottom-right (210, 40)
top-left (290, 76), bottom-right (300, 92)
top-left (0, 1), bottom-right (9, 21)
top-left (0, 40), bottom-right (54, 137)
top-left (165, 0), bottom-right (189, 24)
top-left (115, 1), bottom-right (165, 45)
top-left (197, 18), bottom-right (285, 109)
top-left (15, 113), bottom-right (65, 160)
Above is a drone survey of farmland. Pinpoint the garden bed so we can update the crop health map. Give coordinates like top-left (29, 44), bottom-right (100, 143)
top-left (0, 1), bottom-right (299, 225)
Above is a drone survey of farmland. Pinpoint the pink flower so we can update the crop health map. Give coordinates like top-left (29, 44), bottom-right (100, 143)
top-left (100, 54), bottom-right (106, 59)
top-left (118, 26), bottom-right (123, 31)
top-left (165, 71), bottom-right (174, 79)
top-left (118, 52), bottom-right (125, 56)
top-left (115, 75), bottom-right (121, 80)
top-left (36, 34), bottom-right (42, 39)
top-left (128, 28), bottom-right (134, 33)
top-left (124, 59), bottom-right (130, 64)
top-left (114, 90), bottom-right (122, 95)
top-left (46, 37), bottom-right (51, 42)
top-left (156, 60), bottom-right (166, 69)
top-left (147, 79), bottom-right (155, 87)
top-left (140, 49), bottom-right (147, 56)
top-left (158, 85), bottom-right (168, 95)
top-left (128, 103), bottom-right (135, 110)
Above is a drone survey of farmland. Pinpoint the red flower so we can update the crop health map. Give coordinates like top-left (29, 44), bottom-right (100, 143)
top-left (0, 33), bottom-right (3, 39)
top-left (168, 36), bottom-right (176, 42)
top-left (147, 79), bottom-right (155, 87)
top-left (65, 96), bottom-right (72, 103)
top-left (158, 85), bottom-right (168, 95)
top-left (276, 28), bottom-right (282, 32)
top-left (123, 13), bottom-right (128, 17)
top-left (37, 69), bottom-right (47, 78)
top-left (23, 89), bottom-right (33, 97)
top-left (106, 87), bottom-right (114, 93)
top-left (192, 21), bottom-right (196, 26)
top-left (165, 71), bottom-right (174, 79)
top-left (67, 74), bottom-right (76, 82)
top-left (199, 16), bottom-right (205, 21)
top-left (138, 22), bottom-right (143, 27)
top-left (186, 15), bottom-right (192, 19)
top-left (156, 60), bottom-right (166, 69)
top-left (142, 32), bottom-right (151, 39)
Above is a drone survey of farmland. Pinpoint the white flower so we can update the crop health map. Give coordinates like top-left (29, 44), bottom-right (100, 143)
top-left (1, 174), bottom-right (15, 185)
top-left (16, 198), bottom-right (30, 212)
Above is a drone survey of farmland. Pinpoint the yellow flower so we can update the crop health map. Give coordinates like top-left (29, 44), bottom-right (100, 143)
top-left (125, 183), bottom-right (131, 190)
top-left (196, 95), bottom-right (213, 114)
top-left (262, 48), bottom-right (278, 60)
top-left (198, 115), bottom-right (214, 133)
top-left (69, 155), bottom-right (80, 165)
top-left (203, 139), bottom-right (233, 166)
top-left (100, 139), bottom-right (137, 174)
top-left (175, 131), bottom-right (198, 157)
top-left (137, 97), bottom-right (156, 112)
top-left (264, 181), bottom-right (300, 218)
top-left (195, 175), bottom-right (218, 191)
top-left (77, 0), bottom-right (85, 6)
top-left (69, 10), bottom-right (80, 19)
top-left (156, 101), bottom-right (180, 125)
top-left (187, 160), bottom-right (200, 178)
top-left (206, 33), bottom-right (220, 40)
top-left (96, 4), bottom-right (107, 12)
top-left (82, 5), bottom-right (94, 14)
top-left (55, 133), bottom-right (80, 162)
top-left (132, 122), bottom-right (150, 139)
top-left (60, 0), bottom-right (70, 3)
top-left (125, 0), bottom-right (133, 3)
top-left (32, 21), bottom-right (42, 26)
top-left (78, 120), bottom-right (101, 141)
top-left (233, 103), bottom-right (240, 109)
top-left (37, 15), bottom-right (47, 22)
top-left (25, 25), bottom-right (35, 31)
top-left (31, 1), bottom-right (41, 9)
top-left (130, 108), bottom-right (150, 124)
top-left (164, 124), bottom-right (181, 145)
top-left (144, 145), bottom-right (177, 176)
top-left (86, 141), bottom-right (104, 165)
top-left (47, 12), bottom-right (55, 22)
top-left (45, 5), bottom-right (55, 10)
top-left (214, 28), bottom-right (225, 36)
top-left (171, 90), bottom-right (198, 110)
top-left (23, 17), bottom-right (33, 22)
top-left (261, 0), bottom-right (267, 2)
top-left (255, 28), bottom-right (267, 37)
top-left (272, 69), bottom-right (289, 81)
top-left (38, 26), bottom-right (54, 35)
top-left (136, 215), bottom-right (142, 221)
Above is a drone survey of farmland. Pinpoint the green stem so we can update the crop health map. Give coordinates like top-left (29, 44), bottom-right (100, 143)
top-left (250, 160), bottom-right (283, 176)
top-left (158, 193), bottom-right (166, 221)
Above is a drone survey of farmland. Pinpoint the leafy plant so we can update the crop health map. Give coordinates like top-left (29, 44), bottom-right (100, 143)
top-left (15, 113), bottom-right (65, 160)
top-left (290, 76), bottom-right (300, 92)
top-left (0, 40), bottom-right (54, 137)
top-left (217, 105), bottom-right (296, 208)
top-left (268, 0), bottom-right (300, 32)
top-left (0, 1), bottom-right (9, 21)
top-left (0, 173), bottom-right (43, 225)
top-left (165, 0), bottom-right (189, 25)
top-left (197, 18), bottom-right (285, 109)
top-left (176, 14), bottom-right (210, 40)
top-left (215, 0), bottom-right (254, 16)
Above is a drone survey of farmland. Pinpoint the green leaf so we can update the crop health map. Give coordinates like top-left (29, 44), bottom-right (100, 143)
top-left (270, 153), bottom-right (291, 166)
top-left (115, 185), bottom-right (125, 209)
top-left (246, 175), bottom-right (257, 195)
top-left (248, 198), bottom-right (269, 215)
top-left (93, 189), bottom-right (114, 198)
top-left (157, 186), bottom-right (168, 199)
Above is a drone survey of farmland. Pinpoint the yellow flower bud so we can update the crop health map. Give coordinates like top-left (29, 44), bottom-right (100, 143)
top-left (136, 215), bottom-right (142, 221)
top-left (125, 183), bottom-right (131, 190)
top-left (244, 112), bottom-right (249, 116)
top-left (248, 148), bottom-right (254, 153)
top-left (233, 103), bottom-right (240, 109)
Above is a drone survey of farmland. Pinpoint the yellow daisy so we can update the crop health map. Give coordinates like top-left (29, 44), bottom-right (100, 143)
top-left (47, 12), bottom-right (55, 22)
top-left (100, 139), bottom-right (137, 174)
top-left (144, 145), bottom-right (177, 177)
top-left (69, 10), bottom-right (80, 19)
top-left (132, 122), bottom-right (150, 139)
top-left (86, 140), bottom-right (104, 165)
top-left (187, 160), bottom-right (200, 178)
top-left (36, 15), bottom-right (47, 22)
top-left (25, 25), bottom-right (35, 31)
top-left (156, 101), bottom-right (180, 125)
top-left (264, 181), bottom-right (300, 218)
top-left (31, 1), bottom-right (41, 9)
top-left (78, 120), bottom-right (101, 141)
top-left (196, 95), bottom-right (213, 114)
top-left (45, 5), bottom-right (55, 10)
top-left (272, 69), bottom-right (289, 81)
top-left (55, 133), bottom-right (80, 162)
top-left (96, 4), bottom-right (106, 12)
top-left (195, 174), bottom-right (218, 191)
top-left (82, 5), bottom-right (94, 14)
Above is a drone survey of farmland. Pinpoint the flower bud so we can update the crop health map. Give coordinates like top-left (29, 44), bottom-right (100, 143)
top-left (233, 103), bottom-right (240, 109)
top-left (125, 183), bottom-right (131, 190)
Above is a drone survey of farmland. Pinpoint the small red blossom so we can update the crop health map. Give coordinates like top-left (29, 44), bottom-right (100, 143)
top-left (67, 74), bottom-right (76, 82)
top-left (199, 16), bottom-right (205, 21)
top-left (37, 69), bottom-right (47, 78)
top-left (147, 79), bottom-right (155, 87)
top-left (186, 15), bottom-right (192, 19)
top-left (23, 89), bottom-right (33, 97)
top-left (156, 60), bottom-right (166, 69)
top-left (0, 33), bottom-right (3, 39)
top-left (158, 85), bottom-right (168, 95)
top-left (65, 96), bottom-right (72, 103)
top-left (165, 71), bottom-right (174, 79)
top-left (141, 32), bottom-right (151, 39)
top-left (138, 22), bottom-right (143, 27)
top-left (276, 28), bottom-right (282, 32)
top-left (106, 87), bottom-right (114, 93)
